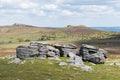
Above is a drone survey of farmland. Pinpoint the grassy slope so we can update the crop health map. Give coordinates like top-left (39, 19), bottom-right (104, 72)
top-left (0, 24), bottom-right (120, 54)
top-left (0, 25), bottom-right (103, 42)
top-left (0, 57), bottom-right (120, 80)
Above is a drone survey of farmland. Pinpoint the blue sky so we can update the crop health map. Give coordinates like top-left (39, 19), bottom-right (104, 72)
top-left (0, 0), bottom-right (120, 27)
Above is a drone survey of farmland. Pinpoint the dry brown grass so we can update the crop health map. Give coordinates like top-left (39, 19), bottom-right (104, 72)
top-left (0, 53), bottom-right (15, 57)
top-left (108, 54), bottom-right (120, 59)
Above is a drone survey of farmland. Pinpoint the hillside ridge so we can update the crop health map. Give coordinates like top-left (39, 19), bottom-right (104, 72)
top-left (0, 24), bottom-right (103, 43)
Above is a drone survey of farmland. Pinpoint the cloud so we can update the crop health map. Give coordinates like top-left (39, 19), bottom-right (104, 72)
top-left (53, 0), bottom-right (72, 4)
top-left (42, 4), bottom-right (58, 10)
top-left (19, 1), bottom-right (38, 9)
top-left (61, 10), bottom-right (73, 16)
top-left (0, 0), bottom-right (120, 27)
top-left (0, 0), bottom-right (13, 4)
top-left (32, 9), bottom-right (46, 17)
top-left (61, 10), bottom-right (80, 16)
top-left (0, 0), bottom-right (38, 9)
top-left (79, 5), bottom-right (111, 12)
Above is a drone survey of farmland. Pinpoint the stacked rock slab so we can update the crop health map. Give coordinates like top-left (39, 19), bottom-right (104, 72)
top-left (54, 44), bottom-right (78, 57)
top-left (16, 42), bottom-right (59, 59)
top-left (16, 42), bottom-right (108, 64)
top-left (79, 44), bottom-right (107, 64)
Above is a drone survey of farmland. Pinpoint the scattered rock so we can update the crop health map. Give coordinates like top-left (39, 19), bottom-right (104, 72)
top-left (1, 56), bottom-right (15, 59)
top-left (90, 62), bottom-right (96, 66)
top-left (20, 60), bottom-right (26, 64)
top-left (80, 65), bottom-right (92, 72)
top-left (8, 57), bottom-right (21, 64)
top-left (58, 62), bottom-right (68, 66)
top-left (67, 56), bottom-right (84, 67)
top-left (30, 60), bottom-right (34, 64)
top-left (67, 55), bottom-right (92, 71)
top-left (107, 59), bottom-right (120, 67)
top-left (48, 62), bottom-right (53, 65)
top-left (48, 56), bottom-right (61, 61)
top-left (79, 44), bottom-right (107, 64)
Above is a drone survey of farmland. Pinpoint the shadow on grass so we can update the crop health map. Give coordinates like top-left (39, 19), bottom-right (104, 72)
top-left (74, 39), bottom-right (120, 54)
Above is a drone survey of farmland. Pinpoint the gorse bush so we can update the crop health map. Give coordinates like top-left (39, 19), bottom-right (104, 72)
top-left (18, 38), bottom-right (24, 42)
top-left (37, 35), bottom-right (57, 41)
top-left (25, 39), bottom-right (31, 42)
top-left (8, 40), bottom-right (12, 43)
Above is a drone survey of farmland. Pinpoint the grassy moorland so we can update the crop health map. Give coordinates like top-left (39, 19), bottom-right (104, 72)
top-left (1, 56), bottom-right (120, 80)
top-left (0, 24), bottom-right (120, 54)
top-left (0, 24), bottom-right (116, 43)
top-left (0, 24), bottom-right (120, 80)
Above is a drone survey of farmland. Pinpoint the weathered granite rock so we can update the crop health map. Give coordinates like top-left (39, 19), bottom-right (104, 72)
top-left (67, 55), bottom-right (84, 67)
top-left (16, 42), bottom-right (60, 59)
top-left (54, 44), bottom-right (78, 57)
top-left (66, 55), bottom-right (92, 71)
top-left (16, 42), bottom-right (108, 65)
top-left (46, 45), bottom-right (60, 57)
top-left (16, 46), bottom-right (33, 59)
top-left (79, 44), bottom-right (107, 64)
top-left (8, 57), bottom-right (21, 64)
top-left (67, 52), bottom-right (76, 59)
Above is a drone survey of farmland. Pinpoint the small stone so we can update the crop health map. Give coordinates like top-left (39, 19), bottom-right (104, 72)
top-left (58, 62), bottom-right (68, 66)
top-left (8, 57), bottom-right (21, 64)
top-left (20, 60), bottom-right (26, 64)
top-left (48, 62), bottom-right (53, 64)
top-left (90, 62), bottom-right (96, 66)
top-left (48, 57), bottom-right (61, 61)
top-left (80, 65), bottom-right (92, 72)
top-left (30, 60), bottom-right (34, 64)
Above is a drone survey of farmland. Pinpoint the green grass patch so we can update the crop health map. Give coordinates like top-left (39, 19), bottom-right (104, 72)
top-left (0, 58), bottom-right (120, 80)
top-left (0, 42), bottom-right (29, 50)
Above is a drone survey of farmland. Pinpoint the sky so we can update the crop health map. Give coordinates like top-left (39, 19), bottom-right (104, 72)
top-left (0, 0), bottom-right (120, 27)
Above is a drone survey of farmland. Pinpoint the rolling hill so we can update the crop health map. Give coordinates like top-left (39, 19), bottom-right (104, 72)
top-left (0, 24), bottom-right (111, 43)
top-left (0, 24), bottom-right (120, 54)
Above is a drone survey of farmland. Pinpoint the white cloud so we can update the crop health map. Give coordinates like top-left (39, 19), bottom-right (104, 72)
top-left (0, 0), bottom-right (38, 9)
top-left (19, 2), bottom-right (38, 9)
top-left (61, 10), bottom-right (73, 16)
top-left (61, 10), bottom-right (80, 16)
top-left (32, 9), bottom-right (46, 16)
top-left (0, 0), bottom-right (120, 27)
top-left (42, 4), bottom-right (58, 10)
top-left (79, 5), bottom-right (112, 12)
top-left (72, 5), bottom-right (119, 17)
top-left (54, 0), bottom-right (64, 4)
top-left (0, 9), bottom-right (26, 14)
top-left (53, 0), bottom-right (73, 5)
top-left (0, 0), bottom-right (39, 17)
top-left (0, 0), bottom-right (13, 4)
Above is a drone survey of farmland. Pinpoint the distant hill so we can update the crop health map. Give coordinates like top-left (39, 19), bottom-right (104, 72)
top-left (0, 24), bottom-right (102, 33)
top-left (64, 25), bottom-right (101, 34)
top-left (0, 24), bottom-right (103, 43)
top-left (92, 27), bottom-right (120, 32)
